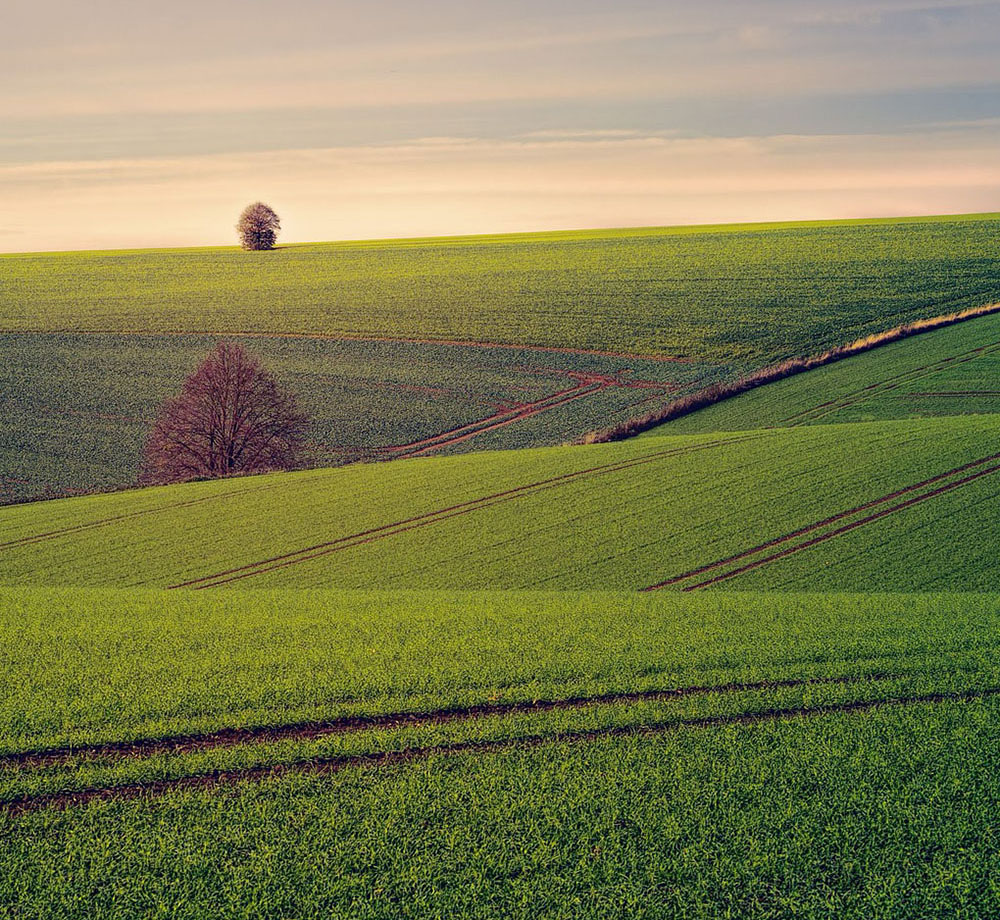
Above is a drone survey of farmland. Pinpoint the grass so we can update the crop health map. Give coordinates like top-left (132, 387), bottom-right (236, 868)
top-left (2, 588), bottom-right (999, 918)
top-left (4, 415), bottom-right (1000, 592)
top-left (5, 213), bottom-right (999, 502)
top-left (4, 587), bottom-right (997, 755)
top-left (7, 699), bottom-right (999, 919)
top-left (7, 214), bottom-right (1000, 915)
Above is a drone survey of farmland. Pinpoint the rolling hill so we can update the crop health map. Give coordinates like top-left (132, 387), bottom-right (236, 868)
top-left (3, 213), bottom-right (999, 503)
top-left (2, 587), bottom-right (998, 917)
top-left (5, 216), bottom-right (1000, 918)
top-left (4, 414), bottom-right (1000, 592)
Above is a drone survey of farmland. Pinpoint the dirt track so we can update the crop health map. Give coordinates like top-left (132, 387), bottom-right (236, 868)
top-left (4, 684), bottom-right (994, 817)
top-left (170, 434), bottom-right (761, 589)
top-left (1, 672), bottom-right (889, 770)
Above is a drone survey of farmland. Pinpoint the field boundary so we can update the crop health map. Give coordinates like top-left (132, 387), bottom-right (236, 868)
top-left (4, 685), bottom-right (995, 817)
top-left (580, 298), bottom-right (1000, 442)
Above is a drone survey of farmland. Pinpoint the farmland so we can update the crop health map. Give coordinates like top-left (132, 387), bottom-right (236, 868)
top-left (4, 215), bottom-right (999, 362)
top-left (2, 588), bottom-right (999, 918)
top-left (4, 415), bottom-right (1000, 592)
top-left (3, 213), bottom-right (999, 503)
top-left (6, 214), bottom-right (1000, 917)
top-left (663, 307), bottom-right (1000, 435)
top-left (0, 333), bottom-right (697, 503)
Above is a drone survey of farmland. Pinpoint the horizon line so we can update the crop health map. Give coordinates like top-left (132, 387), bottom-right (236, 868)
top-left (3, 210), bottom-right (999, 258)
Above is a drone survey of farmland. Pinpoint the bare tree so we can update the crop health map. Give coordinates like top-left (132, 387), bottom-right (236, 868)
top-left (141, 342), bottom-right (308, 485)
top-left (236, 201), bottom-right (280, 250)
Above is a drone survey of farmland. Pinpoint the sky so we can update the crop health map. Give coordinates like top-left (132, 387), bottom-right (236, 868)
top-left (4, 0), bottom-right (1000, 251)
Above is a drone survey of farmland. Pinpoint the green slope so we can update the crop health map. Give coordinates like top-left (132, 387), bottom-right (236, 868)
top-left (5, 587), bottom-right (996, 755)
top-left (660, 307), bottom-right (1000, 435)
top-left (3, 215), bottom-right (998, 362)
top-left (4, 415), bottom-right (1000, 591)
top-left (4, 214), bottom-right (999, 504)
top-left (3, 588), bottom-right (999, 918)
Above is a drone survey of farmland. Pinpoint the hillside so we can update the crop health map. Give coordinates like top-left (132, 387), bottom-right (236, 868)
top-left (4, 215), bottom-right (999, 361)
top-left (661, 305), bottom-right (1000, 435)
top-left (2, 587), bottom-right (998, 917)
top-left (3, 213), bottom-right (1000, 504)
top-left (5, 414), bottom-right (1000, 591)
top-left (6, 216), bottom-right (1000, 918)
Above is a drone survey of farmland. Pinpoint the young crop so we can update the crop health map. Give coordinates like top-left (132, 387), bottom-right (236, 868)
top-left (4, 415), bottom-right (1000, 593)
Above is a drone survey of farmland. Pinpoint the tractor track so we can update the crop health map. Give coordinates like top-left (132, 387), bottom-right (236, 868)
top-left (378, 372), bottom-right (675, 459)
top-left (4, 684), bottom-right (996, 817)
top-left (381, 381), bottom-right (608, 458)
top-left (0, 672), bottom-right (891, 769)
top-left (644, 451), bottom-right (1000, 592)
top-left (169, 433), bottom-right (761, 590)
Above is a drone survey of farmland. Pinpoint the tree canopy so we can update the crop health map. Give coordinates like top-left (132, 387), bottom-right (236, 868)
top-left (236, 202), bottom-right (280, 251)
top-left (141, 342), bottom-right (307, 485)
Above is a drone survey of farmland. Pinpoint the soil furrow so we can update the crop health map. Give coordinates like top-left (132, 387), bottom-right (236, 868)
top-left (390, 383), bottom-right (607, 457)
top-left (643, 450), bottom-right (1000, 591)
top-left (5, 685), bottom-right (995, 817)
top-left (381, 383), bottom-right (598, 454)
top-left (0, 672), bottom-right (890, 769)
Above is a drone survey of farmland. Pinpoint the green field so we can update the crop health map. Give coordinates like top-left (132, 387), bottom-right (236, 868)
top-left (3, 213), bottom-right (999, 503)
top-left (662, 307), bottom-right (1000, 435)
top-left (4, 215), bottom-right (999, 362)
top-left (2, 589), bottom-right (999, 918)
top-left (0, 333), bottom-right (698, 503)
top-left (4, 414), bottom-right (1000, 592)
top-left (6, 215), bottom-right (1000, 917)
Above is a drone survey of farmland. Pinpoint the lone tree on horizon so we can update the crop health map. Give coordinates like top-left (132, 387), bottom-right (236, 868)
top-left (236, 201), bottom-right (280, 250)
top-left (141, 342), bottom-right (308, 486)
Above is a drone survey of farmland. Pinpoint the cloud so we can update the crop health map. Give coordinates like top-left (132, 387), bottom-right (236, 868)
top-left (5, 1), bottom-right (1000, 118)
